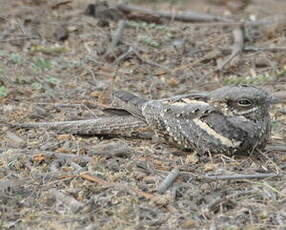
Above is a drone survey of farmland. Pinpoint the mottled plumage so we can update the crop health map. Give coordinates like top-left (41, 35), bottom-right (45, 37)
top-left (113, 85), bottom-right (272, 155)
top-left (3, 85), bottom-right (272, 155)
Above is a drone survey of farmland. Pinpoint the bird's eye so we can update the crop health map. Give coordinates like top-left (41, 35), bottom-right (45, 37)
top-left (237, 98), bottom-right (253, 107)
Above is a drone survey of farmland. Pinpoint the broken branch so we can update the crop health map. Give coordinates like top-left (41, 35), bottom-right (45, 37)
top-left (216, 25), bottom-right (244, 71)
top-left (157, 167), bottom-right (180, 194)
top-left (116, 3), bottom-right (231, 23)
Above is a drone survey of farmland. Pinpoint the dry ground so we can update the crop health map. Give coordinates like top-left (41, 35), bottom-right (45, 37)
top-left (0, 0), bottom-right (286, 229)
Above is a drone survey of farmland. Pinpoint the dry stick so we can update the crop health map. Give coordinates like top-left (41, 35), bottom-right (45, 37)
top-left (157, 170), bottom-right (282, 181)
top-left (131, 47), bottom-right (171, 71)
top-left (116, 3), bottom-right (231, 23)
top-left (31, 102), bottom-right (83, 108)
top-left (277, 109), bottom-right (286, 114)
top-left (80, 172), bottom-right (157, 201)
top-left (80, 172), bottom-right (111, 186)
top-left (51, 189), bottom-right (84, 213)
top-left (216, 46), bottom-right (286, 53)
top-left (203, 25), bottom-right (244, 78)
top-left (195, 173), bottom-right (281, 181)
top-left (207, 191), bottom-right (254, 211)
top-left (157, 167), bottom-right (180, 194)
top-left (0, 178), bottom-right (27, 192)
top-left (89, 2), bottom-right (285, 26)
top-left (272, 91), bottom-right (286, 102)
top-left (177, 26), bottom-right (244, 78)
top-left (172, 50), bottom-right (221, 73)
top-left (107, 19), bottom-right (127, 54)
top-left (216, 25), bottom-right (244, 71)
top-left (243, 46), bottom-right (286, 52)
top-left (112, 20), bottom-right (127, 48)
top-left (115, 45), bottom-right (166, 68)
top-left (90, 141), bottom-right (132, 158)
top-left (113, 46), bottom-right (134, 64)
top-left (0, 148), bottom-right (92, 162)
top-left (0, 36), bottom-right (39, 42)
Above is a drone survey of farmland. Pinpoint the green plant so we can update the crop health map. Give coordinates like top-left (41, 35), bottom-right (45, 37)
top-left (0, 86), bottom-right (7, 97)
top-left (224, 72), bottom-right (271, 85)
top-left (276, 65), bottom-right (286, 78)
top-left (137, 34), bottom-right (160, 47)
top-left (47, 76), bottom-right (59, 85)
top-left (10, 53), bottom-right (22, 64)
top-left (271, 120), bottom-right (283, 132)
top-left (0, 50), bottom-right (7, 56)
top-left (31, 82), bottom-right (43, 90)
top-left (32, 57), bottom-right (52, 71)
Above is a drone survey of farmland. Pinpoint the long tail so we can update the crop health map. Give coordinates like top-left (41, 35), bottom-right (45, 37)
top-left (1, 115), bottom-right (147, 135)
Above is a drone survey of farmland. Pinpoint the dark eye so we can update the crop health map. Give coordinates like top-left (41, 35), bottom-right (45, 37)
top-left (237, 98), bottom-right (253, 107)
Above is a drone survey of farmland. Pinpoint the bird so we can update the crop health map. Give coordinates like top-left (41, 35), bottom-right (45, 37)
top-left (111, 85), bottom-right (272, 155)
top-left (2, 85), bottom-right (273, 156)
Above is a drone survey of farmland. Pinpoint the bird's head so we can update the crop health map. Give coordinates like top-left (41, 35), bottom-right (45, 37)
top-left (209, 85), bottom-right (272, 122)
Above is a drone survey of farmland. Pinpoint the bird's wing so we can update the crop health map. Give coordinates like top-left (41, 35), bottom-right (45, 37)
top-left (160, 92), bottom-right (209, 104)
top-left (111, 90), bottom-right (148, 120)
top-left (142, 101), bottom-right (251, 154)
top-left (111, 91), bottom-right (210, 119)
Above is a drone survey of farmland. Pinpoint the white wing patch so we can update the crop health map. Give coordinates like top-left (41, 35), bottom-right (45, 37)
top-left (192, 118), bottom-right (241, 148)
top-left (168, 99), bottom-right (209, 107)
top-left (181, 98), bottom-right (209, 106)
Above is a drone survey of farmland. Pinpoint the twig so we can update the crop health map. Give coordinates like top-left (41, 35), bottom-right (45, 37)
top-left (111, 20), bottom-right (127, 50)
top-left (277, 109), bottom-right (286, 114)
top-left (202, 26), bottom-right (245, 79)
top-left (31, 102), bottom-right (83, 108)
top-left (103, 19), bottom-right (128, 62)
top-left (257, 149), bottom-right (281, 174)
top-left (216, 25), bottom-right (244, 71)
top-left (113, 43), bottom-right (168, 69)
top-left (272, 91), bottom-right (286, 103)
top-left (30, 171), bottom-right (76, 181)
top-left (5, 131), bottom-right (25, 147)
top-left (216, 45), bottom-right (286, 53)
top-left (131, 47), bottom-right (171, 71)
top-left (0, 148), bottom-right (92, 162)
top-left (0, 36), bottom-right (39, 42)
top-left (51, 189), bottom-right (84, 213)
top-left (157, 167), bottom-right (180, 194)
top-left (158, 170), bottom-right (282, 181)
top-left (196, 173), bottom-right (281, 181)
top-left (87, 2), bottom-right (286, 28)
top-left (172, 50), bottom-right (220, 73)
top-left (80, 172), bottom-right (111, 186)
top-left (15, 18), bottom-right (26, 35)
top-left (113, 46), bottom-right (133, 64)
top-left (90, 141), bottom-right (132, 158)
top-left (104, 19), bottom-right (127, 59)
top-left (207, 191), bottom-right (253, 211)
top-left (0, 178), bottom-right (27, 193)
top-left (80, 172), bottom-right (158, 201)
top-left (243, 46), bottom-right (286, 52)
top-left (116, 3), bottom-right (231, 23)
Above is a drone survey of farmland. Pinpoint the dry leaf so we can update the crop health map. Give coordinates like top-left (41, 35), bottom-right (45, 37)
top-left (33, 154), bottom-right (45, 163)
top-left (203, 163), bottom-right (217, 172)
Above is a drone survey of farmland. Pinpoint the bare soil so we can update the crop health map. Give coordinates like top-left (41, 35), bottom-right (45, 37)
top-left (0, 0), bottom-right (286, 229)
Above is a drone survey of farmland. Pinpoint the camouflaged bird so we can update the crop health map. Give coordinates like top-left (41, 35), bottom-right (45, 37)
top-left (111, 85), bottom-right (272, 155)
top-left (3, 85), bottom-right (272, 155)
